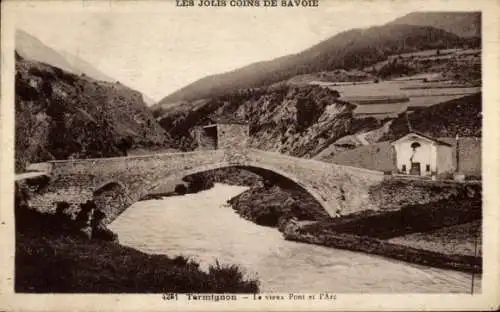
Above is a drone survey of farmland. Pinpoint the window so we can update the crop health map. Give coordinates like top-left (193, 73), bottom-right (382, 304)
top-left (402, 165), bottom-right (407, 172)
top-left (426, 164), bottom-right (430, 172)
top-left (410, 142), bottom-right (421, 149)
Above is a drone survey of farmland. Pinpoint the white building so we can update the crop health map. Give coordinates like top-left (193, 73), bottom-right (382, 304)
top-left (391, 132), bottom-right (454, 176)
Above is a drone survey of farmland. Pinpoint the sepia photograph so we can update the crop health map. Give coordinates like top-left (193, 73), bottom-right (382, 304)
top-left (1, 0), bottom-right (499, 310)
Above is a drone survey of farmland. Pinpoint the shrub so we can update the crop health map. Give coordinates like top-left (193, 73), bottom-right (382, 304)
top-left (207, 260), bottom-right (259, 293)
top-left (377, 61), bottom-right (416, 78)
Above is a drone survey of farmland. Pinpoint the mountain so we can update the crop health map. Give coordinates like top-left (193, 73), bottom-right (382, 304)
top-left (157, 23), bottom-right (478, 105)
top-left (16, 29), bottom-right (112, 82)
top-left (16, 29), bottom-right (157, 104)
top-left (389, 12), bottom-right (481, 38)
top-left (152, 11), bottom-right (481, 162)
top-left (58, 50), bottom-right (115, 82)
top-left (15, 56), bottom-right (172, 172)
top-left (16, 30), bottom-right (76, 74)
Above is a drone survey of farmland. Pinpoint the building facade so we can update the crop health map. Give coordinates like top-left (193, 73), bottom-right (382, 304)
top-left (391, 132), bottom-right (454, 176)
top-left (196, 123), bottom-right (249, 150)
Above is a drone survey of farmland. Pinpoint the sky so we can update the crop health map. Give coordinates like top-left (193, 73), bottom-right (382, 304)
top-left (11, 1), bottom-right (424, 102)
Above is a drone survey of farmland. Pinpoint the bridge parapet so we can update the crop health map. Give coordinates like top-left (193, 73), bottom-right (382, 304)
top-left (246, 149), bottom-right (384, 180)
top-left (45, 149), bottom-right (225, 177)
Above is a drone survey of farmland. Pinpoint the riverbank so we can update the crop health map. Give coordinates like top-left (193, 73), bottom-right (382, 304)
top-left (228, 185), bottom-right (330, 227)
top-left (15, 233), bottom-right (258, 293)
top-left (196, 170), bottom-right (482, 273)
top-left (228, 190), bottom-right (481, 273)
top-left (283, 219), bottom-right (481, 273)
top-left (15, 184), bottom-right (260, 293)
top-left (16, 230), bottom-right (258, 293)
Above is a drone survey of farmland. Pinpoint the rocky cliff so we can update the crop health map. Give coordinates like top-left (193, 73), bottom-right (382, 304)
top-left (156, 84), bottom-right (379, 157)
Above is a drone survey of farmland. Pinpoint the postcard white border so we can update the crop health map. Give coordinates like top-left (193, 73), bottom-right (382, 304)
top-left (1, 0), bottom-right (499, 310)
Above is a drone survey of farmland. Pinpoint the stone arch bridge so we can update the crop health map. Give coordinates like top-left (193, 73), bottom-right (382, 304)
top-left (24, 148), bottom-right (384, 223)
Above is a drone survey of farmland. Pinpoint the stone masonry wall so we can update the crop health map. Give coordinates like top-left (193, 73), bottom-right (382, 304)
top-left (20, 173), bottom-right (94, 218)
top-left (196, 126), bottom-right (218, 150)
top-left (28, 148), bottom-right (385, 221)
top-left (217, 124), bottom-right (249, 149)
top-left (27, 150), bottom-right (228, 222)
top-left (369, 178), bottom-right (481, 211)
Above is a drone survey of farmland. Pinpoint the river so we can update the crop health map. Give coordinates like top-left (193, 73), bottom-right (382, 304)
top-left (109, 183), bottom-right (480, 293)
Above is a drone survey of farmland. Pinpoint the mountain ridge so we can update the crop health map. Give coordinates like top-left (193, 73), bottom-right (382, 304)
top-left (389, 11), bottom-right (481, 38)
top-left (58, 50), bottom-right (115, 82)
top-left (15, 29), bottom-right (156, 105)
top-left (156, 12), bottom-right (480, 105)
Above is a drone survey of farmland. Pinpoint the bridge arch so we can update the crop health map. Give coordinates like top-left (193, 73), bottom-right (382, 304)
top-left (142, 161), bottom-right (339, 218)
top-left (94, 180), bottom-right (130, 196)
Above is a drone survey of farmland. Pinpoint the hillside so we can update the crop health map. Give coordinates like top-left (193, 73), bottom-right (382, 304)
top-left (59, 50), bottom-right (115, 82)
top-left (157, 84), bottom-right (379, 157)
top-left (156, 80), bottom-right (481, 165)
top-left (15, 54), bottom-right (171, 172)
top-left (389, 12), bottom-right (481, 38)
top-left (158, 23), bottom-right (478, 104)
top-left (153, 12), bottom-right (480, 163)
top-left (16, 29), bottom-right (155, 105)
top-left (382, 92), bottom-right (482, 140)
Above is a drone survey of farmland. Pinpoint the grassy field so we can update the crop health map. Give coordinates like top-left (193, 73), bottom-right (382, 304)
top-left (319, 80), bottom-right (480, 118)
top-left (387, 48), bottom-right (465, 59)
top-left (405, 94), bottom-right (468, 108)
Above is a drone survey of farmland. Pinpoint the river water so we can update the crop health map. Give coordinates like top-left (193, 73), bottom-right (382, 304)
top-left (109, 183), bottom-right (480, 293)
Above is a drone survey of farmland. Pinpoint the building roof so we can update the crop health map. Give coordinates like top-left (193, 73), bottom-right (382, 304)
top-left (390, 131), bottom-right (453, 147)
top-left (206, 116), bottom-right (248, 125)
